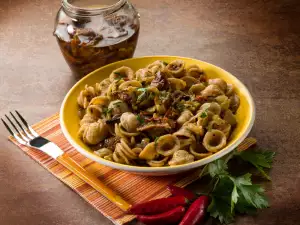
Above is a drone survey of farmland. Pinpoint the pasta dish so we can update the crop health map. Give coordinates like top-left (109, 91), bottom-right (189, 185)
top-left (76, 59), bottom-right (240, 167)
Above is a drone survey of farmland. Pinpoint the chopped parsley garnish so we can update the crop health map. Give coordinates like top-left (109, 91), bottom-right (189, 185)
top-left (114, 72), bottom-right (124, 80)
top-left (103, 107), bottom-right (112, 116)
top-left (137, 88), bottom-right (148, 102)
top-left (175, 103), bottom-right (185, 112)
top-left (162, 61), bottom-right (168, 66)
top-left (136, 114), bottom-right (145, 124)
top-left (200, 110), bottom-right (208, 118)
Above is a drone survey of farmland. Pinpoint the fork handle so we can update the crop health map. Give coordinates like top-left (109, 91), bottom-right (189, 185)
top-left (56, 153), bottom-right (131, 211)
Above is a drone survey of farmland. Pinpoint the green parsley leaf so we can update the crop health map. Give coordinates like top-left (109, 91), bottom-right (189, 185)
top-left (162, 61), bottom-right (168, 66)
top-left (136, 114), bottom-right (145, 124)
top-left (234, 174), bottom-right (269, 209)
top-left (208, 159), bottom-right (229, 177)
top-left (114, 72), bottom-right (121, 75)
top-left (231, 184), bottom-right (239, 212)
top-left (236, 150), bottom-right (275, 180)
top-left (208, 177), bottom-right (235, 224)
top-left (200, 110), bottom-right (208, 118)
top-left (208, 196), bottom-right (234, 224)
top-left (137, 88), bottom-right (147, 102)
top-left (175, 103), bottom-right (185, 112)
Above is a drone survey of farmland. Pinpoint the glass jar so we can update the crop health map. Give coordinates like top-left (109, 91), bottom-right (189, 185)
top-left (53, 0), bottom-right (140, 79)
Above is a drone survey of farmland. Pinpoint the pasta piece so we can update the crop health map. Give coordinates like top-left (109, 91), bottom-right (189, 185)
top-left (201, 84), bottom-right (224, 97)
top-left (115, 123), bottom-right (139, 139)
top-left (203, 129), bottom-right (226, 152)
top-left (189, 143), bottom-right (212, 159)
top-left (207, 115), bottom-right (232, 138)
top-left (177, 110), bottom-right (193, 127)
top-left (168, 150), bottom-right (194, 166)
top-left (225, 84), bottom-right (234, 96)
top-left (135, 68), bottom-right (155, 83)
top-left (156, 134), bottom-right (180, 156)
top-left (180, 76), bottom-right (198, 89)
top-left (166, 60), bottom-right (185, 78)
top-left (106, 79), bottom-right (124, 100)
top-left (118, 80), bottom-right (142, 90)
top-left (94, 148), bottom-right (113, 160)
top-left (109, 66), bottom-right (134, 82)
top-left (77, 84), bottom-right (96, 108)
top-left (113, 138), bottom-right (138, 164)
top-left (120, 112), bottom-right (140, 132)
top-left (215, 95), bottom-right (230, 111)
top-left (185, 64), bottom-right (204, 78)
top-left (147, 60), bottom-right (166, 74)
top-left (208, 78), bottom-right (227, 92)
top-left (229, 93), bottom-right (240, 113)
top-left (200, 102), bottom-right (222, 115)
top-left (89, 96), bottom-right (109, 106)
top-left (86, 105), bottom-right (103, 118)
top-left (207, 115), bottom-right (226, 131)
top-left (185, 123), bottom-right (204, 137)
top-left (189, 83), bottom-right (206, 95)
top-left (95, 78), bottom-right (111, 96)
top-left (80, 113), bottom-right (97, 126)
top-left (78, 119), bottom-right (109, 145)
top-left (173, 126), bottom-right (196, 150)
top-left (147, 156), bottom-right (169, 167)
top-left (139, 142), bottom-right (157, 160)
top-left (108, 100), bottom-right (130, 116)
top-left (168, 78), bottom-right (186, 90)
top-left (86, 96), bottom-right (110, 118)
top-left (223, 109), bottom-right (237, 126)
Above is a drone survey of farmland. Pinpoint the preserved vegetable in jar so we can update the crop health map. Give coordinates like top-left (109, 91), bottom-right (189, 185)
top-left (53, 0), bottom-right (140, 79)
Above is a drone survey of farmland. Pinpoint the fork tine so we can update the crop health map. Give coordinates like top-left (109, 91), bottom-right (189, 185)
top-left (10, 112), bottom-right (35, 139)
top-left (15, 110), bottom-right (39, 137)
top-left (5, 114), bottom-right (30, 142)
top-left (1, 118), bottom-right (14, 136)
top-left (1, 118), bottom-right (27, 145)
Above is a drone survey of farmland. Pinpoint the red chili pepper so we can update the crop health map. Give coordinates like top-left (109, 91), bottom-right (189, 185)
top-left (136, 206), bottom-right (186, 225)
top-left (167, 185), bottom-right (196, 201)
top-left (129, 196), bottom-right (188, 215)
top-left (179, 195), bottom-right (210, 225)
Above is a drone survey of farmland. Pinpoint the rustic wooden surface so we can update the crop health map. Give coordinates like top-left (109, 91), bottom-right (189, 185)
top-left (0, 0), bottom-right (300, 224)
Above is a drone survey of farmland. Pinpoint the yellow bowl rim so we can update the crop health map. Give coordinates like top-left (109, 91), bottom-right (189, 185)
top-left (60, 55), bottom-right (255, 173)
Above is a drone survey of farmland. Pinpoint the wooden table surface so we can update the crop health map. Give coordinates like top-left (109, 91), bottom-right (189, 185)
top-left (1, 0), bottom-right (300, 224)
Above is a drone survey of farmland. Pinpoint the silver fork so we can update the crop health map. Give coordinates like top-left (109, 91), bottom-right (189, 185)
top-left (1, 111), bottom-right (131, 211)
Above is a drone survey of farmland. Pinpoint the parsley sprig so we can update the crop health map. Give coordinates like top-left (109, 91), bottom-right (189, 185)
top-left (199, 148), bottom-right (275, 224)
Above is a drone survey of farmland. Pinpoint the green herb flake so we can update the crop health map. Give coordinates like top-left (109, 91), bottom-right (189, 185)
top-left (175, 103), bottom-right (185, 112)
top-left (136, 114), bottom-right (145, 124)
top-left (200, 110), bottom-right (208, 118)
top-left (162, 61), bottom-right (168, 66)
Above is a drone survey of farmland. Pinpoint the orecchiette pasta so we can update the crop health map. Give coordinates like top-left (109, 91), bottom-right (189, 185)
top-left (76, 59), bottom-right (240, 167)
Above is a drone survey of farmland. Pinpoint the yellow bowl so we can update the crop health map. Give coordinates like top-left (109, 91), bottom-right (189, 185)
top-left (60, 56), bottom-right (255, 176)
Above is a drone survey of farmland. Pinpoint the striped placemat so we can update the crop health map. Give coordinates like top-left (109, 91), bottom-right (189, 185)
top-left (8, 113), bottom-right (256, 225)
